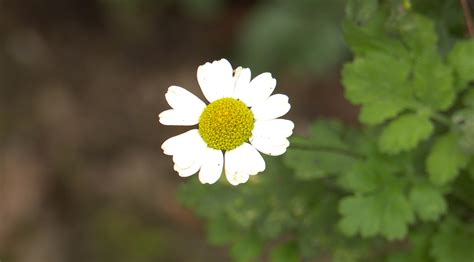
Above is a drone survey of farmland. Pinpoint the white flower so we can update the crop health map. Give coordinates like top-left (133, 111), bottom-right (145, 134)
top-left (159, 58), bottom-right (294, 186)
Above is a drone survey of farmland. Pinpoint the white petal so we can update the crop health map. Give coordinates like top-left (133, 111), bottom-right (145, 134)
top-left (165, 85), bottom-right (205, 113)
top-left (232, 67), bottom-right (251, 100)
top-left (174, 163), bottom-right (200, 177)
top-left (175, 136), bottom-right (206, 169)
top-left (240, 73), bottom-right (276, 107)
top-left (225, 143), bottom-right (265, 186)
top-left (159, 109), bottom-right (201, 126)
top-left (252, 119), bottom-right (294, 139)
top-left (161, 129), bottom-right (200, 155)
top-left (198, 148), bottom-right (223, 184)
top-left (250, 136), bottom-right (290, 156)
top-left (197, 59), bottom-right (234, 102)
top-left (226, 172), bottom-right (250, 186)
top-left (251, 94), bottom-right (291, 121)
top-left (225, 149), bottom-right (250, 186)
top-left (225, 143), bottom-right (265, 176)
top-left (162, 130), bottom-right (206, 177)
top-left (173, 147), bottom-right (204, 177)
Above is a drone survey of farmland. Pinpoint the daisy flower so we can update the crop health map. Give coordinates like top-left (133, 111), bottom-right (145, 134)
top-left (159, 58), bottom-right (294, 186)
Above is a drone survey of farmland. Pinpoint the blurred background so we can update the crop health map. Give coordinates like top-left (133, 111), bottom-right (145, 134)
top-left (0, 0), bottom-right (358, 261)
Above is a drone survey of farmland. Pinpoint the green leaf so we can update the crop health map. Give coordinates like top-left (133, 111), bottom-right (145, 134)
top-left (448, 40), bottom-right (474, 90)
top-left (343, 13), bottom-right (456, 126)
top-left (342, 52), bottom-right (412, 125)
top-left (379, 114), bottom-right (434, 154)
top-left (359, 101), bottom-right (406, 125)
top-left (431, 217), bottom-right (474, 262)
top-left (427, 133), bottom-right (468, 185)
top-left (338, 157), bottom-right (400, 194)
top-left (397, 14), bottom-right (437, 54)
top-left (338, 189), bottom-right (414, 240)
top-left (284, 120), bottom-right (358, 179)
top-left (270, 242), bottom-right (300, 262)
top-left (343, 19), bottom-right (407, 57)
top-left (343, 52), bottom-right (411, 105)
top-left (231, 234), bottom-right (264, 262)
top-left (409, 184), bottom-right (447, 222)
top-left (411, 53), bottom-right (454, 110)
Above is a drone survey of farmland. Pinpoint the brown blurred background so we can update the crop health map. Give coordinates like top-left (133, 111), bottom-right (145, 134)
top-left (0, 0), bottom-right (357, 261)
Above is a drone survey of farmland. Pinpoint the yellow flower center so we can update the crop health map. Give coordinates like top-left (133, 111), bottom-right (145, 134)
top-left (199, 98), bottom-right (254, 151)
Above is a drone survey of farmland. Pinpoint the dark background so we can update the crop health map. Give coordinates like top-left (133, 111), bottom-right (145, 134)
top-left (0, 0), bottom-right (357, 261)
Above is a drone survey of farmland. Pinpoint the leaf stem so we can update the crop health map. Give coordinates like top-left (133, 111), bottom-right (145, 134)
top-left (460, 0), bottom-right (474, 38)
top-left (290, 143), bottom-right (365, 159)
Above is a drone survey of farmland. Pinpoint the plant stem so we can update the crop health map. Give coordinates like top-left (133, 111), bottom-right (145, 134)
top-left (290, 143), bottom-right (365, 159)
top-left (460, 0), bottom-right (474, 38)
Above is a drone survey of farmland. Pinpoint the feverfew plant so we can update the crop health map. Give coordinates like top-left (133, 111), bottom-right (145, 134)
top-left (160, 59), bottom-right (293, 185)
top-left (171, 0), bottom-right (474, 261)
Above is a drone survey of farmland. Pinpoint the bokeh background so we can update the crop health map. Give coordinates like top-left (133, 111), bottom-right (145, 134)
top-left (0, 0), bottom-right (358, 261)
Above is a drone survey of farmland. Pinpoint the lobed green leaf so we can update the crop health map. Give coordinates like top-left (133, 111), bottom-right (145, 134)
top-left (379, 113), bottom-right (433, 154)
top-left (427, 133), bottom-right (468, 185)
top-left (448, 40), bottom-right (474, 90)
top-left (338, 189), bottom-right (414, 240)
top-left (409, 184), bottom-right (447, 222)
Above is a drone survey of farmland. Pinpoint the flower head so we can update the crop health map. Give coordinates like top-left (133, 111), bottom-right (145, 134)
top-left (159, 58), bottom-right (294, 185)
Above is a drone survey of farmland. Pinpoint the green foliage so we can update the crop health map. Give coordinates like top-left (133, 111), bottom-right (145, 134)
top-left (448, 40), bottom-right (474, 90)
top-left (237, 0), bottom-right (347, 75)
top-left (409, 184), bottom-right (447, 221)
top-left (343, 52), bottom-right (411, 125)
top-left (284, 120), bottom-right (359, 179)
top-left (337, 150), bottom-right (418, 240)
top-left (431, 217), bottom-right (474, 262)
top-left (270, 242), bottom-right (300, 262)
top-left (338, 190), bottom-right (414, 240)
top-left (231, 234), bottom-right (264, 262)
top-left (342, 7), bottom-right (455, 133)
top-left (385, 226), bottom-right (433, 262)
top-left (427, 133), bottom-right (468, 185)
top-left (178, 1), bottom-right (474, 261)
top-left (378, 113), bottom-right (433, 154)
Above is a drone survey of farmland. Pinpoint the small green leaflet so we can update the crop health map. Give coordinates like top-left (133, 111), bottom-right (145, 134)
top-left (409, 184), bottom-right (447, 222)
top-left (426, 133), bottom-right (468, 185)
top-left (338, 189), bottom-right (414, 240)
top-left (342, 52), bottom-right (411, 125)
top-left (448, 40), bottom-right (474, 91)
top-left (379, 113), bottom-right (433, 154)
